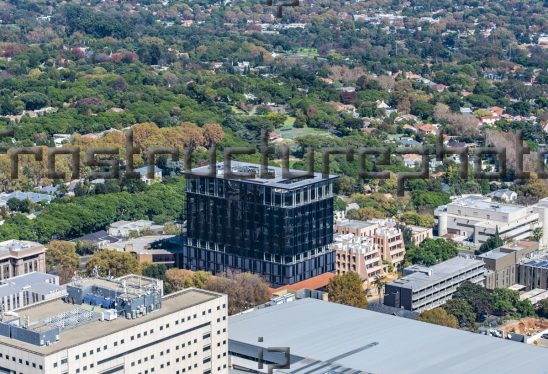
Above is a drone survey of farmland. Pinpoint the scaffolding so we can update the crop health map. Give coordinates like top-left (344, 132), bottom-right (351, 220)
top-left (33, 308), bottom-right (100, 333)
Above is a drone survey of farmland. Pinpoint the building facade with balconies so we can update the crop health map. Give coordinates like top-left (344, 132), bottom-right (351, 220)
top-left (331, 234), bottom-right (382, 283)
top-left (384, 256), bottom-right (486, 312)
top-left (333, 219), bottom-right (406, 270)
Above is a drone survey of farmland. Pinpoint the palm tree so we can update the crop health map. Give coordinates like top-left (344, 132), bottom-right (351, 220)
top-left (373, 275), bottom-right (387, 302)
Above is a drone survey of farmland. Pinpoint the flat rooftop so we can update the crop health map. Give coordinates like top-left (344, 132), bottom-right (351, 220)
top-left (334, 219), bottom-right (377, 230)
top-left (188, 161), bottom-right (337, 189)
top-left (448, 195), bottom-right (525, 214)
top-left (0, 272), bottom-right (65, 299)
top-left (523, 255), bottom-right (548, 269)
top-left (389, 256), bottom-right (484, 290)
top-left (106, 235), bottom-right (175, 252)
top-left (229, 298), bottom-right (548, 374)
top-left (478, 249), bottom-right (509, 260)
top-left (0, 288), bottom-right (222, 355)
top-left (0, 240), bottom-right (44, 255)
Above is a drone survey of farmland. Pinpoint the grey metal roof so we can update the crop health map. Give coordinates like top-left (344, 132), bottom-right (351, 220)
top-left (229, 298), bottom-right (548, 374)
top-left (389, 256), bottom-right (484, 290)
top-left (0, 272), bottom-right (65, 299)
top-left (0, 191), bottom-right (54, 206)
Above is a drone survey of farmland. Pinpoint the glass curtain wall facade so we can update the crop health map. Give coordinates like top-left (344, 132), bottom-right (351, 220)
top-left (178, 174), bottom-right (336, 286)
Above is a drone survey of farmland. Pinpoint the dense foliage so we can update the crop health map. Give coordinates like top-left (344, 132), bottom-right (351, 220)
top-left (0, 179), bottom-right (184, 243)
top-left (404, 238), bottom-right (459, 267)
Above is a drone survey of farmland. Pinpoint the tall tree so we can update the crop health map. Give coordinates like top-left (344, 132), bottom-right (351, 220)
top-left (202, 123), bottom-right (225, 148)
top-left (373, 275), bottom-right (387, 300)
top-left (327, 272), bottom-right (368, 308)
top-left (85, 250), bottom-right (140, 277)
top-left (204, 272), bottom-right (270, 315)
top-left (443, 299), bottom-right (476, 327)
top-left (477, 228), bottom-right (503, 255)
top-left (142, 263), bottom-right (167, 280)
top-left (46, 241), bottom-right (80, 284)
top-left (418, 308), bottom-right (459, 328)
top-left (165, 268), bottom-right (201, 292)
top-left (452, 281), bottom-right (494, 317)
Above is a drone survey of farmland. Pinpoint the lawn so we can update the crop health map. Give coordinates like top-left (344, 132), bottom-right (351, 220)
top-left (274, 125), bottom-right (333, 140)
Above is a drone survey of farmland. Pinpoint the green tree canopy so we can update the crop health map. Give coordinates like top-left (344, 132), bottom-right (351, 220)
top-left (443, 298), bottom-right (476, 327)
top-left (46, 240), bottom-right (80, 284)
top-left (327, 272), bottom-right (368, 308)
top-left (404, 238), bottom-right (459, 266)
top-left (85, 250), bottom-right (140, 278)
top-left (417, 308), bottom-right (459, 328)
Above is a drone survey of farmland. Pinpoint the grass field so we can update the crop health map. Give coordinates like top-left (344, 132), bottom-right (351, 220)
top-left (274, 125), bottom-right (333, 140)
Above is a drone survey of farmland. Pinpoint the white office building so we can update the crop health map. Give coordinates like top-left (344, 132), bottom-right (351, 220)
top-left (0, 272), bottom-right (66, 312)
top-left (0, 275), bottom-right (228, 374)
top-left (435, 195), bottom-right (545, 245)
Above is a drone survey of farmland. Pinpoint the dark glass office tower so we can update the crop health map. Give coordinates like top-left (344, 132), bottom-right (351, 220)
top-left (177, 162), bottom-right (337, 286)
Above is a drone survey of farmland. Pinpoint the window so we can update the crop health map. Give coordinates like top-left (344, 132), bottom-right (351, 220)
top-left (160, 326), bottom-right (164, 331)
top-left (121, 339), bottom-right (125, 344)
top-left (75, 355), bottom-right (79, 360)
top-left (137, 333), bottom-right (141, 338)
top-left (61, 359), bottom-right (68, 364)
top-left (104, 345), bottom-right (107, 350)
top-left (53, 362), bottom-right (57, 368)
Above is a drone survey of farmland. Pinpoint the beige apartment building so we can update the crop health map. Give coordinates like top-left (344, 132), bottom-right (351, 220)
top-left (334, 219), bottom-right (406, 270)
top-left (331, 234), bottom-right (382, 282)
top-left (0, 240), bottom-right (46, 280)
top-left (408, 225), bottom-right (434, 246)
